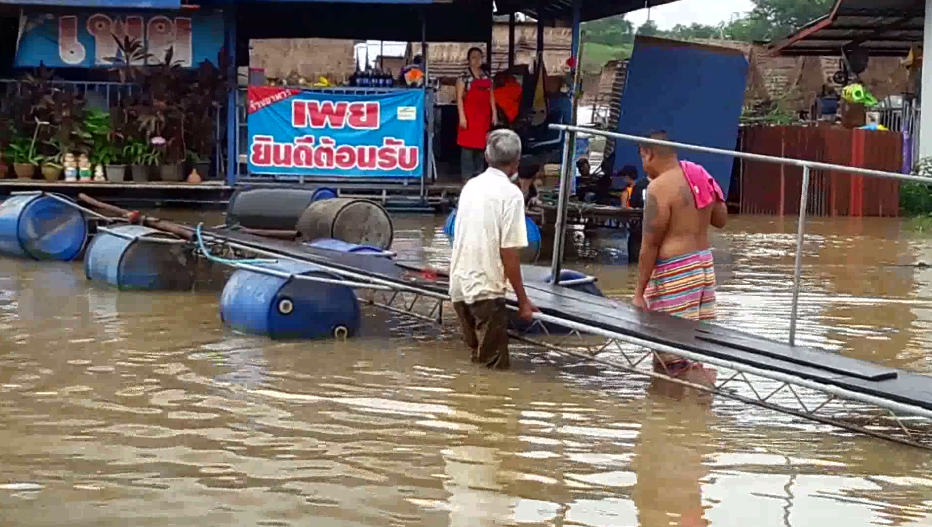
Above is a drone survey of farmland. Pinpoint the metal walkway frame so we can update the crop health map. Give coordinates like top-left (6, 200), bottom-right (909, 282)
top-left (186, 225), bottom-right (932, 451)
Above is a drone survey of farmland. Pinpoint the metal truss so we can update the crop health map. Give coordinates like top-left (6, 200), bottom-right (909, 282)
top-left (361, 288), bottom-right (445, 325)
top-left (508, 312), bottom-right (932, 451)
top-left (197, 233), bottom-right (932, 451)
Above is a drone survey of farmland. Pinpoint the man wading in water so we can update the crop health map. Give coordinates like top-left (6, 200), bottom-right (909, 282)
top-left (449, 128), bottom-right (539, 369)
top-left (633, 130), bottom-right (728, 379)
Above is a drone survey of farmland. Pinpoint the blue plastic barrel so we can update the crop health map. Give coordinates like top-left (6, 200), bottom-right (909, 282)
top-left (84, 225), bottom-right (195, 291)
top-left (219, 260), bottom-right (361, 340)
top-left (312, 187), bottom-right (338, 202)
top-left (305, 237), bottom-right (390, 257)
top-left (444, 209), bottom-right (541, 263)
top-left (0, 193), bottom-right (87, 261)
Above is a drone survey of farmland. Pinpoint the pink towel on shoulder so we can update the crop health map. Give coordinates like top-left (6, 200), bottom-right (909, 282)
top-left (680, 160), bottom-right (724, 209)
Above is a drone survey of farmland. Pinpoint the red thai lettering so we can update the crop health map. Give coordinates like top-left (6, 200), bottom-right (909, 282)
top-left (272, 143), bottom-right (293, 166)
top-left (357, 146), bottom-right (378, 170)
top-left (377, 141), bottom-right (399, 171)
top-left (292, 100), bottom-right (307, 127)
top-left (249, 135), bottom-right (419, 172)
top-left (250, 136), bottom-right (274, 166)
top-left (306, 102), bottom-right (348, 129)
top-left (292, 136), bottom-right (315, 167)
top-left (313, 137), bottom-right (337, 169)
top-left (59, 15), bottom-right (86, 66)
top-left (334, 145), bottom-right (356, 169)
top-left (347, 102), bottom-right (380, 130)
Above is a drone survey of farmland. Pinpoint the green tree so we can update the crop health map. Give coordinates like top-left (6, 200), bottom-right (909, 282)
top-left (637, 20), bottom-right (661, 36)
top-left (748, 0), bottom-right (834, 41)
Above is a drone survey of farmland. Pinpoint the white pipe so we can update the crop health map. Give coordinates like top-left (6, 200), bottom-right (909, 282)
top-left (549, 124), bottom-right (932, 184)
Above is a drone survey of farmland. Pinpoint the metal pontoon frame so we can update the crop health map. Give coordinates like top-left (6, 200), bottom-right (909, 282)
top-left (188, 225), bottom-right (932, 451)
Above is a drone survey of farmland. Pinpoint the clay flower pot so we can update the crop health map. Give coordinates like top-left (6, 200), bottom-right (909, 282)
top-left (41, 164), bottom-right (62, 181)
top-left (13, 163), bottom-right (36, 179)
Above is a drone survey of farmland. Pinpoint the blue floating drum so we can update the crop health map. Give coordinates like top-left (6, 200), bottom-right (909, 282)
top-left (0, 193), bottom-right (87, 261)
top-left (219, 260), bottom-right (361, 340)
top-left (84, 225), bottom-right (194, 291)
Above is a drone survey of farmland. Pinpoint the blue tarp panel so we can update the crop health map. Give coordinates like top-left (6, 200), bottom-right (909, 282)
top-left (0, 0), bottom-right (181, 7)
top-left (613, 36), bottom-right (749, 196)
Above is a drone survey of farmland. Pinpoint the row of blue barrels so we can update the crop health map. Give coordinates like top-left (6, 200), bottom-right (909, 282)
top-left (0, 193), bottom-right (604, 341)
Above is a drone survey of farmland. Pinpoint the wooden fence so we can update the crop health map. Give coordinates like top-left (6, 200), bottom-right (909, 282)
top-left (739, 126), bottom-right (902, 217)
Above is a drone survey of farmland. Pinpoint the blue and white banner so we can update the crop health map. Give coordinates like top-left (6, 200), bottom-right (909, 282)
top-left (2, 0), bottom-right (181, 7)
top-left (247, 87), bottom-right (425, 179)
top-left (14, 8), bottom-right (224, 68)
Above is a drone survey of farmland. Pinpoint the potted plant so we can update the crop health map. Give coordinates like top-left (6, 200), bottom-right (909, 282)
top-left (84, 108), bottom-right (125, 181)
top-left (39, 138), bottom-right (66, 181)
top-left (186, 150), bottom-right (210, 180)
top-left (153, 135), bottom-right (185, 182)
top-left (7, 134), bottom-right (41, 179)
top-left (123, 139), bottom-right (151, 182)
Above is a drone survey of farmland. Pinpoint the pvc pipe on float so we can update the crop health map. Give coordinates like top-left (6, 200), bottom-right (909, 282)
top-left (549, 0), bottom-right (583, 285)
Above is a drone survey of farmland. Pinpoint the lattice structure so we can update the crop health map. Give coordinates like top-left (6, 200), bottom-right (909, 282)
top-left (199, 234), bottom-right (932, 451)
top-left (508, 314), bottom-right (932, 451)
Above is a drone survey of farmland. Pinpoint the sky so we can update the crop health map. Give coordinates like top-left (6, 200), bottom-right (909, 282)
top-left (625, 0), bottom-right (755, 30)
top-left (355, 0), bottom-right (756, 65)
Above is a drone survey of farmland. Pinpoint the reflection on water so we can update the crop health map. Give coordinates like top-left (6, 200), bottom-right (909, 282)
top-left (2, 214), bottom-right (932, 526)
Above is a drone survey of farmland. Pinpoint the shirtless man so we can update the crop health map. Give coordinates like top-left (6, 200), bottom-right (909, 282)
top-left (632, 130), bottom-right (728, 374)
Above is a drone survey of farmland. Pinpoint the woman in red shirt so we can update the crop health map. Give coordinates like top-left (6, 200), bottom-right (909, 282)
top-left (456, 47), bottom-right (499, 180)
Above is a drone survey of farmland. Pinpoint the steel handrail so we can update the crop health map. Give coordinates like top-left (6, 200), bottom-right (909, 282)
top-left (547, 123), bottom-right (932, 346)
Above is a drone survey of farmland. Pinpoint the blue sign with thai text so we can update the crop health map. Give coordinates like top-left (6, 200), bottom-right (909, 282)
top-left (1, 0), bottom-right (181, 7)
top-left (247, 87), bottom-right (425, 179)
top-left (14, 9), bottom-right (224, 68)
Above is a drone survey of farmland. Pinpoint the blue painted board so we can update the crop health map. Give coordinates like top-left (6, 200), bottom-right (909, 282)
top-left (613, 37), bottom-right (749, 196)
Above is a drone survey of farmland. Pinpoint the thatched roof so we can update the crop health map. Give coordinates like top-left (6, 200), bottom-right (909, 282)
top-left (408, 22), bottom-right (572, 80)
top-left (250, 39), bottom-right (359, 83)
top-left (687, 39), bottom-right (908, 111)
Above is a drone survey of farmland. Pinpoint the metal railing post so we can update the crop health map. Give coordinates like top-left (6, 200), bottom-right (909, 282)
top-left (788, 165), bottom-right (810, 346)
top-left (550, 128), bottom-right (577, 283)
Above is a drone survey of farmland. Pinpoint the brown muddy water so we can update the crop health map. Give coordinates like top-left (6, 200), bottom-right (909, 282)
top-left (2, 213), bottom-right (932, 527)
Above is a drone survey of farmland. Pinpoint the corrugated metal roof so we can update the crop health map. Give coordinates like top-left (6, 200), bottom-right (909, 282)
top-left (500, 0), bottom-right (681, 23)
top-left (770, 0), bottom-right (924, 57)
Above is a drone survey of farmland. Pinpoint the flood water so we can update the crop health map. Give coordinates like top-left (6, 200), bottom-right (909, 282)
top-left (2, 213), bottom-right (932, 527)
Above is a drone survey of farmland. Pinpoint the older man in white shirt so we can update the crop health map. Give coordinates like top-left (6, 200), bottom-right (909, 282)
top-left (449, 129), bottom-right (539, 370)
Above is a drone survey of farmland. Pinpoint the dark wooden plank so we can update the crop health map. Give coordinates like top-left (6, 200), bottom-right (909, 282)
top-left (522, 280), bottom-right (900, 382)
top-left (695, 334), bottom-right (897, 382)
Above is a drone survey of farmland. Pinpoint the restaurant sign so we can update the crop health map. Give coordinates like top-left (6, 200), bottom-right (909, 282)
top-left (247, 87), bottom-right (425, 179)
top-left (14, 9), bottom-right (224, 68)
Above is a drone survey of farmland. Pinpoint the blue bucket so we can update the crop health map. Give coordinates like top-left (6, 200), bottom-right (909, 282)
top-left (0, 193), bottom-right (87, 261)
top-left (220, 260), bottom-right (361, 340)
top-left (312, 187), bottom-right (338, 202)
top-left (444, 209), bottom-right (541, 263)
top-left (84, 225), bottom-right (194, 291)
top-left (306, 237), bottom-right (390, 257)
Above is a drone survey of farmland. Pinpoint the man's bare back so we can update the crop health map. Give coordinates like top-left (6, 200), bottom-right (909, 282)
top-left (644, 165), bottom-right (721, 260)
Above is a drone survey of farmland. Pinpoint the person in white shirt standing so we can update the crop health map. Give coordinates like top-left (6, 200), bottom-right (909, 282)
top-left (449, 128), bottom-right (539, 370)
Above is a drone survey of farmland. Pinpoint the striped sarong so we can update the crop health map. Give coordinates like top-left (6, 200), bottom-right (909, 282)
top-left (644, 249), bottom-right (716, 320)
top-left (644, 249), bottom-right (716, 376)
